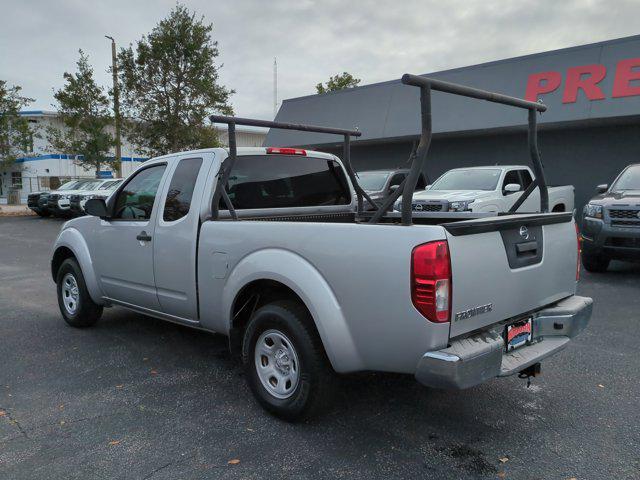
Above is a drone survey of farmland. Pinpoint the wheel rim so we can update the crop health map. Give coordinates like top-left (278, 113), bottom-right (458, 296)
top-left (61, 273), bottom-right (80, 315)
top-left (254, 329), bottom-right (300, 399)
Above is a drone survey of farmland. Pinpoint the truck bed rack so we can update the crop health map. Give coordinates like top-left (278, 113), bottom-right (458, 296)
top-left (210, 74), bottom-right (550, 225)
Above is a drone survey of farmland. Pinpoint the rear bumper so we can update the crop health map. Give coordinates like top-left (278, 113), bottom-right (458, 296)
top-left (415, 295), bottom-right (593, 389)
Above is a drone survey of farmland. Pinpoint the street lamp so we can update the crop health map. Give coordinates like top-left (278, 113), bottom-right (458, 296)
top-left (105, 35), bottom-right (122, 177)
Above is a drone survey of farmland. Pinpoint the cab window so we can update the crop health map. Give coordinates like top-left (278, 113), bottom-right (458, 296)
top-left (113, 165), bottom-right (167, 220)
top-left (220, 155), bottom-right (350, 209)
top-left (163, 158), bottom-right (203, 221)
top-left (502, 170), bottom-right (522, 194)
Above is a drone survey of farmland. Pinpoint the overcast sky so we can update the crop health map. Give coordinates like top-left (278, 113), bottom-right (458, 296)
top-left (1, 0), bottom-right (638, 120)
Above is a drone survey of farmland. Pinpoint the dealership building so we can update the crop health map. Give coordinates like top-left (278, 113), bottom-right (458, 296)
top-left (267, 34), bottom-right (640, 213)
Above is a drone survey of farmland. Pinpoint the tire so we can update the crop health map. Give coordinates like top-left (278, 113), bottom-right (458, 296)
top-left (56, 258), bottom-right (103, 327)
top-left (35, 210), bottom-right (51, 217)
top-left (242, 300), bottom-right (334, 421)
top-left (582, 253), bottom-right (610, 273)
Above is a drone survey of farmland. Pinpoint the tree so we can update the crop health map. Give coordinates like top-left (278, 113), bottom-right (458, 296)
top-left (0, 81), bottom-right (33, 169)
top-left (117, 4), bottom-right (234, 157)
top-left (315, 72), bottom-right (361, 94)
top-left (48, 50), bottom-right (115, 177)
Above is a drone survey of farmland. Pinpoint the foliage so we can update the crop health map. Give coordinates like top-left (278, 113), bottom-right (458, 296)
top-left (0, 81), bottom-right (34, 169)
top-left (117, 4), bottom-right (234, 156)
top-left (316, 72), bottom-right (361, 94)
top-left (48, 50), bottom-right (115, 176)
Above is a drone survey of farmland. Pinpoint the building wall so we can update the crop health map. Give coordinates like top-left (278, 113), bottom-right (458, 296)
top-left (321, 122), bottom-right (640, 215)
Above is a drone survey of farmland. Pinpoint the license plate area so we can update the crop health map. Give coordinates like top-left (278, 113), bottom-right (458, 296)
top-left (505, 317), bottom-right (533, 352)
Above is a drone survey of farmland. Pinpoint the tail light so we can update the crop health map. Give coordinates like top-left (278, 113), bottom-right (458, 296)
top-left (266, 147), bottom-right (307, 156)
top-left (411, 240), bottom-right (451, 322)
top-left (575, 222), bottom-right (581, 281)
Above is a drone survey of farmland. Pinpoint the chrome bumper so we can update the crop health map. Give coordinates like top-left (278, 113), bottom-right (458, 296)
top-left (415, 295), bottom-right (593, 389)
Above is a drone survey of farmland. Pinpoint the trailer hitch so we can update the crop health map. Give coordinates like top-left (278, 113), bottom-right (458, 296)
top-left (518, 362), bottom-right (542, 388)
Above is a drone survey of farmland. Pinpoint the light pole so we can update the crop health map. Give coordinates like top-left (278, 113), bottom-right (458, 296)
top-left (105, 35), bottom-right (122, 177)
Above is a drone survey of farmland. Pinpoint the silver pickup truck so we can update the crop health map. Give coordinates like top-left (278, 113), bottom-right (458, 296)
top-left (51, 75), bottom-right (593, 420)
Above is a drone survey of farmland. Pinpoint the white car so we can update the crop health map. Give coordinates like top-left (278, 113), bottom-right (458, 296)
top-left (69, 179), bottom-right (123, 215)
top-left (396, 166), bottom-right (574, 214)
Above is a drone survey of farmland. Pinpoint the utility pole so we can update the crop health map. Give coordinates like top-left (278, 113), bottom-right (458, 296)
top-left (273, 57), bottom-right (278, 119)
top-left (105, 35), bottom-right (122, 177)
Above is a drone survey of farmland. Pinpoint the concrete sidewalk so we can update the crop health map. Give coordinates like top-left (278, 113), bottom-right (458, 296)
top-left (0, 204), bottom-right (35, 216)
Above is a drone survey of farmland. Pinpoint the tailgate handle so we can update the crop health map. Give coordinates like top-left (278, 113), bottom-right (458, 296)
top-left (516, 241), bottom-right (538, 254)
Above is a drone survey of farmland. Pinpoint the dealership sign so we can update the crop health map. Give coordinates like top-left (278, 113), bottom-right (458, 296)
top-left (525, 58), bottom-right (640, 103)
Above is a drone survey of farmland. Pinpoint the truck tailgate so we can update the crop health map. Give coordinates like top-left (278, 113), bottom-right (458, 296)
top-left (443, 213), bottom-right (577, 338)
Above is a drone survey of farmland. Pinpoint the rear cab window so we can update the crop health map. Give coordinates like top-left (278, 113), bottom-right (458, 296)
top-left (220, 154), bottom-right (351, 210)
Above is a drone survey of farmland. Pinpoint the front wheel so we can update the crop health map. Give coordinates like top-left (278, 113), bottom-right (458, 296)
top-left (582, 253), bottom-right (610, 273)
top-left (242, 300), bottom-right (334, 421)
top-left (35, 209), bottom-right (51, 217)
top-left (56, 258), bottom-right (103, 327)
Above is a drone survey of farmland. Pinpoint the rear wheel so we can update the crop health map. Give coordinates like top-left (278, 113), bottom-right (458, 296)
top-left (56, 258), bottom-right (103, 327)
top-left (582, 253), bottom-right (610, 273)
top-left (242, 300), bottom-right (334, 421)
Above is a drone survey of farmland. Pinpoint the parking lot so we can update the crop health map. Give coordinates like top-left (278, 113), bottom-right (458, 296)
top-left (1, 215), bottom-right (638, 480)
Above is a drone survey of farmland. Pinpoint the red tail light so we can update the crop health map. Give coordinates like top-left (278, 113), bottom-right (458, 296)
top-left (575, 222), bottom-right (581, 281)
top-left (266, 147), bottom-right (307, 156)
top-left (411, 240), bottom-right (451, 322)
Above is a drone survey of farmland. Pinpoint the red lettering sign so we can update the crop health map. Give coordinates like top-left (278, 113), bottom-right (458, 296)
top-left (525, 71), bottom-right (562, 102)
top-left (525, 58), bottom-right (640, 103)
top-left (612, 58), bottom-right (640, 98)
top-left (562, 64), bottom-right (606, 103)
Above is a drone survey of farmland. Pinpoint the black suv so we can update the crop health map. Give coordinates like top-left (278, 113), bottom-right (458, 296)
top-left (581, 164), bottom-right (640, 272)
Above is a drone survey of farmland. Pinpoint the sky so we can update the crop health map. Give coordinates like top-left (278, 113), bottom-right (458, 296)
top-left (1, 0), bottom-right (639, 120)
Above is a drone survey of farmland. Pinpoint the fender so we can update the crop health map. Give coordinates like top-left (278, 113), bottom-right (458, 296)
top-left (53, 227), bottom-right (105, 305)
top-left (222, 248), bottom-right (364, 373)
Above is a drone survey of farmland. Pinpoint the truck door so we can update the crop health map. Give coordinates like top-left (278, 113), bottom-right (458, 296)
top-left (93, 163), bottom-right (168, 310)
top-left (152, 154), bottom-right (212, 321)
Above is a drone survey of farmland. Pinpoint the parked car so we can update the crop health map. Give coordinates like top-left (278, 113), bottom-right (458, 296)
top-left (47, 179), bottom-right (109, 217)
top-left (581, 164), bottom-right (640, 272)
top-left (395, 166), bottom-right (574, 213)
top-left (357, 169), bottom-right (427, 209)
top-left (51, 75), bottom-right (592, 420)
top-left (28, 180), bottom-right (83, 217)
top-left (69, 179), bottom-right (123, 216)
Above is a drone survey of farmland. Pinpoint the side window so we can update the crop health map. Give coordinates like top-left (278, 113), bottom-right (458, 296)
top-left (220, 155), bottom-right (350, 210)
top-left (163, 158), bottom-right (203, 222)
top-left (502, 170), bottom-right (521, 194)
top-left (113, 164), bottom-right (167, 220)
top-left (389, 173), bottom-right (405, 189)
top-left (518, 170), bottom-right (533, 190)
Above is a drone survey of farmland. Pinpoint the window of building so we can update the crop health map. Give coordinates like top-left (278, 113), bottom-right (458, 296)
top-left (11, 172), bottom-right (23, 189)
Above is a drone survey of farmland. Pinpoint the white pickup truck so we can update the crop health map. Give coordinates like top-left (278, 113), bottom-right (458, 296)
top-left (50, 75), bottom-right (593, 420)
top-left (397, 165), bottom-right (574, 214)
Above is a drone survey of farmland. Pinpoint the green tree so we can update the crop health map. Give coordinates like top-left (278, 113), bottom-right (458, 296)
top-left (117, 4), bottom-right (233, 157)
top-left (48, 50), bottom-right (115, 177)
top-left (0, 81), bottom-right (34, 169)
top-left (315, 72), bottom-right (361, 94)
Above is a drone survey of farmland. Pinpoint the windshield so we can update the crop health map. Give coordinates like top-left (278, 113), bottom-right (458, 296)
top-left (357, 172), bottom-right (391, 191)
top-left (58, 181), bottom-right (80, 190)
top-left (99, 180), bottom-right (121, 190)
top-left (430, 169), bottom-right (502, 191)
top-left (611, 165), bottom-right (640, 191)
top-left (79, 181), bottom-right (102, 190)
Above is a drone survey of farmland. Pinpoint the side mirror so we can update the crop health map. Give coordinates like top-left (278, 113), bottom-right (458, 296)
top-left (504, 183), bottom-right (521, 194)
top-left (85, 198), bottom-right (109, 218)
top-left (425, 184), bottom-right (432, 190)
top-left (388, 185), bottom-right (399, 194)
top-left (596, 184), bottom-right (608, 194)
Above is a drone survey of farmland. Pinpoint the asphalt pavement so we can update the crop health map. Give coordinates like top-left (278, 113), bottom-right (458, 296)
top-left (0, 216), bottom-right (638, 479)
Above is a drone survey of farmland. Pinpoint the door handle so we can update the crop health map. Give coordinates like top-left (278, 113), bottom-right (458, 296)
top-left (136, 232), bottom-right (152, 242)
